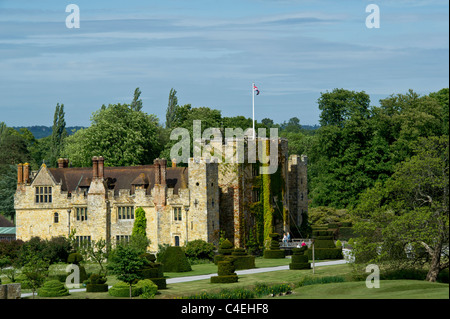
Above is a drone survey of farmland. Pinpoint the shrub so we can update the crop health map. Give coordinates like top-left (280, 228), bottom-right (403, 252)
top-left (108, 281), bottom-right (140, 298)
top-left (157, 246), bottom-right (192, 272)
top-left (136, 279), bottom-right (158, 299)
top-left (86, 274), bottom-right (108, 293)
top-left (309, 230), bottom-right (343, 260)
top-left (185, 239), bottom-right (215, 261)
top-left (263, 233), bottom-right (285, 259)
top-left (211, 259), bottom-right (239, 284)
top-left (289, 247), bottom-right (311, 270)
top-left (67, 253), bottom-right (83, 265)
top-left (298, 275), bottom-right (346, 287)
top-left (37, 280), bottom-right (69, 297)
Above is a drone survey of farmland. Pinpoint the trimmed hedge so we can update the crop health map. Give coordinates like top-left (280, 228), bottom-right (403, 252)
top-left (140, 253), bottom-right (166, 289)
top-left (38, 280), bottom-right (69, 297)
top-left (215, 248), bottom-right (256, 270)
top-left (86, 274), bottom-right (108, 293)
top-left (309, 230), bottom-right (343, 260)
top-left (211, 259), bottom-right (239, 284)
top-left (289, 247), bottom-right (311, 270)
top-left (108, 281), bottom-right (140, 298)
top-left (158, 246), bottom-right (192, 272)
top-left (263, 233), bottom-right (285, 259)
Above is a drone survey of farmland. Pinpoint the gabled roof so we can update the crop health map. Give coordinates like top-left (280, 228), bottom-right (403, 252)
top-left (47, 165), bottom-right (188, 196)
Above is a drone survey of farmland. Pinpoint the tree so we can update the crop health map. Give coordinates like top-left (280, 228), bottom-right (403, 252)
top-left (21, 255), bottom-right (49, 299)
top-left (352, 136), bottom-right (449, 282)
top-left (165, 88), bottom-right (179, 129)
top-left (132, 207), bottom-right (147, 238)
top-left (131, 87), bottom-right (143, 112)
top-left (107, 243), bottom-right (146, 298)
top-left (318, 88), bottom-right (370, 127)
top-left (50, 103), bottom-right (67, 167)
top-left (63, 103), bottom-right (161, 167)
top-left (79, 238), bottom-right (110, 276)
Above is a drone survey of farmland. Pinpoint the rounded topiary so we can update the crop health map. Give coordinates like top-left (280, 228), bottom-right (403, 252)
top-left (136, 279), bottom-right (158, 299)
top-left (158, 246), bottom-right (192, 272)
top-left (108, 281), bottom-right (140, 298)
top-left (67, 252), bottom-right (83, 265)
top-left (86, 274), bottom-right (108, 292)
top-left (231, 248), bottom-right (256, 270)
top-left (38, 280), bottom-right (69, 297)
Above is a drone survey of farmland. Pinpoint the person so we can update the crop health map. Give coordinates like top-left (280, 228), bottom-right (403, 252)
top-left (282, 233), bottom-right (287, 246)
top-left (301, 240), bottom-right (306, 247)
top-left (287, 232), bottom-right (291, 243)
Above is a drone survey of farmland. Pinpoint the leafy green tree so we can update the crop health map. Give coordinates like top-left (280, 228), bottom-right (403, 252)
top-left (132, 207), bottom-right (147, 237)
top-left (63, 103), bottom-right (161, 167)
top-left (21, 257), bottom-right (49, 299)
top-left (107, 243), bottom-right (146, 298)
top-left (131, 87), bottom-right (143, 112)
top-left (50, 103), bottom-right (67, 167)
top-left (165, 88), bottom-right (179, 129)
top-left (352, 136), bottom-right (449, 282)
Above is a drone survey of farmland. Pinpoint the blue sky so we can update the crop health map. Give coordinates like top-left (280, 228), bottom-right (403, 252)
top-left (0, 0), bottom-right (448, 127)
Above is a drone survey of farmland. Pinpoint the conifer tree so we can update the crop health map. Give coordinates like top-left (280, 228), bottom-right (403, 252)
top-left (50, 103), bottom-right (67, 167)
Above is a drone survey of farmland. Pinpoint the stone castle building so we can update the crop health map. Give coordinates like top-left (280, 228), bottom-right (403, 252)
top-left (14, 138), bottom-right (308, 252)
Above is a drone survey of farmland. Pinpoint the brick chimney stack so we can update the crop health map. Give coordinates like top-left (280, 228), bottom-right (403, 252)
top-left (154, 158), bottom-right (161, 185)
top-left (17, 163), bottom-right (23, 184)
top-left (58, 158), bottom-right (69, 168)
top-left (23, 163), bottom-right (30, 184)
top-left (172, 158), bottom-right (177, 168)
top-left (97, 156), bottom-right (104, 179)
top-left (160, 159), bottom-right (167, 186)
top-left (92, 156), bottom-right (99, 179)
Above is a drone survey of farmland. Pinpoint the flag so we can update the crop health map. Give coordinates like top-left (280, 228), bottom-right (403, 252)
top-left (253, 85), bottom-right (260, 95)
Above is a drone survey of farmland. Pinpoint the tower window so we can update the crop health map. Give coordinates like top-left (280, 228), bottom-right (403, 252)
top-left (173, 207), bottom-right (182, 221)
top-left (53, 212), bottom-right (59, 223)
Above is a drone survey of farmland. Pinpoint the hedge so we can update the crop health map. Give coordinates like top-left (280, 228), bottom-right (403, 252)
top-left (38, 280), bottom-right (69, 297)
top-left (307, 248), bottom-right (343, 260)
top-left (140, 253), bottom-right (167, 289)
top-left (108, 280), bottom-right (158, 298)
top-left (211, 259), bottom-right (239, 284)
top-left (263, 233), bottom-right (285, 259)
top-left (157, 246), bottom-right (192, 272)
top-left (86, 274), bottom-right (108, 293)
top-left (289, 247), bottom-right (311, 270)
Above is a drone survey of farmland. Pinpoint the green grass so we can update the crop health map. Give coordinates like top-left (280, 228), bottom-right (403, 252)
top-left (274, 280), bottom-right (449, 299)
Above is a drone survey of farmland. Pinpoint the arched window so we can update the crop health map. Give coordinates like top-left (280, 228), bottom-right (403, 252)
top-left (54, 212), bottom-right (59, 223)
top-left (174, 236), bottom-right (180, 247)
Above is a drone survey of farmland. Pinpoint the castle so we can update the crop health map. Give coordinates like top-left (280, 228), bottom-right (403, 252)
top-left (14, 138), bottom-right (308, 252)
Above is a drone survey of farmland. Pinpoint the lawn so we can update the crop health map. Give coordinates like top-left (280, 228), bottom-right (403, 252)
top-left (18, 258), bottom-right (449, 299)
top-left (274, 280), bottom-right (449, 299)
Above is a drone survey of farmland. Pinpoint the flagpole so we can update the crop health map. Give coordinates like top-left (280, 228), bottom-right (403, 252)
top-left (252, 82), bottom-right (255, 140)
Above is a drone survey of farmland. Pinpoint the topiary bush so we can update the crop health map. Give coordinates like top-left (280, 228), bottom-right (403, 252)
top-left (289, 246), bottom-right (311, 270)
top-left (307, 230), bottom-right (343, 260)
top-left (157, 246), bottom-right (192, 273)
top-left (263, 233), bottom-right (285, 259)
top-left (136, 279), bottom-right (158, 299)
top-left (231, 248), bottom-right (255, 270)
top-left (86, 274), bottom-right (108, 292)
top-left (37, 280), bottom-right (69, 297)
top-left (211, 258), bottom-right (238, 283)
top-left (139, 253), bottom-right (166, 289)
top-left (108, 281), bottom-right (141, 298)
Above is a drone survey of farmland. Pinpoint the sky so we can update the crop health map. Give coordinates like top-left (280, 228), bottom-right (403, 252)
top-left (0, 0), bottom-right (448, 127)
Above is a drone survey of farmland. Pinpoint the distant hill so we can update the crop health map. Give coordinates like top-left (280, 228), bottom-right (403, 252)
top-left (13, 126), bottom-right (85, 139)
